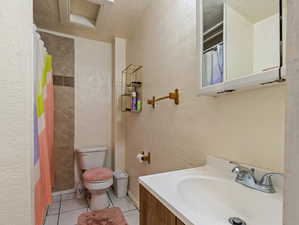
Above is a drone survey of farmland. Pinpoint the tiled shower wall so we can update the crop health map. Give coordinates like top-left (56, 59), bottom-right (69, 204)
top-left (40, 32), bottom-right (75, 191)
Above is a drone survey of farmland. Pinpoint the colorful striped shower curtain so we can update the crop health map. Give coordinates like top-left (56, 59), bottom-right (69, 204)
top-left (34, 28), bottom-right (54, 225)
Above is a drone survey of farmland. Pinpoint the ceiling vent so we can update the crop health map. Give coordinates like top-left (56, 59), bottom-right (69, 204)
top-left (58, 0), bottom-right (114, 29)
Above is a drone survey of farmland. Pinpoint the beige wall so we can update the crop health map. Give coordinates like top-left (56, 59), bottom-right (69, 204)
top-left (125, 0), bottom-right (285, 203)
top-left (75, 37), bottom-right (112, 151)
top-left (0, 0), bottom-right (34, 224)
top-left (284, 0), bottom-right (299, 223)
top-left (112, 38), bottom-right (127, 171)
top-left (74, 36), bottom-right (112, 186)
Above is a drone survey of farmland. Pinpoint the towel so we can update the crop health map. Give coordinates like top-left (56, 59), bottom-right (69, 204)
top-left (203, 51), bottom-right (214, 87)
top-left (211, 44), bottom-right (224, 85)
top-left (217, 44), bottom-right (224, 75)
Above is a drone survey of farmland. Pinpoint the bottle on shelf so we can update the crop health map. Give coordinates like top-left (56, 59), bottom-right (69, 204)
top-left (131, 91), bottom-right (137, 111)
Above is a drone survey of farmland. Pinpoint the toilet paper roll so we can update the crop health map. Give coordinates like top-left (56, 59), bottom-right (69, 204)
top-left (136, 153), bottom-right (144, 163)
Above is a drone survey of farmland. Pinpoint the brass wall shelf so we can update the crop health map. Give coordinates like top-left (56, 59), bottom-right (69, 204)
top-left (147, 89), bottom-right (180, 109)
top-left (121, 64), bottom-right (143, 112)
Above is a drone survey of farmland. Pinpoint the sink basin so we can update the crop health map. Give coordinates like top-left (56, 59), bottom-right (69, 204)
top-left (178, 176), bottom-right (282, 225)
top-left (140, 157), bottom-right (283, 225)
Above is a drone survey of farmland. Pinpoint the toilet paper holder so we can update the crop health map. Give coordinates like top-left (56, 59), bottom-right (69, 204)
top-left (139, 151), bottom-right (151, 164)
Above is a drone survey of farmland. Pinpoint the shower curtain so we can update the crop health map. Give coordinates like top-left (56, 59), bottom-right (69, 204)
top-left (33, 26), bottom-right (54, 225)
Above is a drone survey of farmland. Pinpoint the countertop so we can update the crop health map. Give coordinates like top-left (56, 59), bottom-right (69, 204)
top-left (139, 156), bottom-right (283, 225)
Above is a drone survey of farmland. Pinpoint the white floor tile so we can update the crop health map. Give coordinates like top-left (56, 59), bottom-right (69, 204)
top-left (44, 214), bottom-right (59, 225)
top-left (47, 201), bottom-right (61, 215)
top-left (59, 208), bottom-right (87, 225)
top-left (124, 210), bottom-right (139, 225)
top-left (87, 198), bottom-right (113, 212)
top-left (52, 194), bottom-right (61, 202)
top-left (61, 192), bottom-right (76, 201)
top-left (61, 199), bottom-right (88, 213)
top-left (108, 190), bottom-right (136, 212)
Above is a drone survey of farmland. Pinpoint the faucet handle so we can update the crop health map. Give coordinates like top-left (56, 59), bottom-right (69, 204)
top-left (259, 173), bottom-right (283, 186)
top-left (230, 161), bottom-right (255, 175)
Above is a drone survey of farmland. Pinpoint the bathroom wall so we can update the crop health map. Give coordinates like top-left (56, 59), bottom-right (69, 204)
top-left (74, 37), bottom-right (112, 151)
top-left (39, 32), bottom-right (75, 191)
top-left (284, 0), bottom-right (299, 223)
top-left (0, 0), bottom-right (34, 224)
top-left (112, 38), bottom-right (127, 171)
top-left (125, 0), bottom-right (285, 203)
top-left (74, 37), bottom-right (112, 185)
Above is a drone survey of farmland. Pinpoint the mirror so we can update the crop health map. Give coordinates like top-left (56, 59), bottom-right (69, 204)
top-left (226, 0), bottom-right (280, 80)
top-left (202, 0), bottom-right (224, 87)
top-left (200, 0), bottom-right (281, 90)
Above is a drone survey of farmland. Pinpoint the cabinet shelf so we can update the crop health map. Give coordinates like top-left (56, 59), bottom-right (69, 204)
top-left (127, 81), bottom-right (142, 88)
top-left (199, 67), bottom-right (286, 96)
top-left (203, 21), bottom-right (223, 37)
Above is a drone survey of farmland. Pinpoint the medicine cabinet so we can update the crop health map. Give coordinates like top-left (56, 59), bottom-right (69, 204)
top-left (198, 0), bottom-right (286, 96)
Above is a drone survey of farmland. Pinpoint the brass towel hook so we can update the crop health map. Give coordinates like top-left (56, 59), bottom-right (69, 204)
top-left (147, 89), bottom-right (179, 109)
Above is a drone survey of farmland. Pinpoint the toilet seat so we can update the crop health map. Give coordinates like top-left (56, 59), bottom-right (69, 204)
top-left (83, 167), bottom-right (113, 191)
top-left (83, 167), bottom-right (113, 182)
top-left (84, 177), bottom-right (113, 191)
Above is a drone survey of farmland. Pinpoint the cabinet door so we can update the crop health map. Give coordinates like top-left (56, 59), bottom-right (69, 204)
top-left (140, 185), bottom-right (176, 225)
top-left (176, 219), bottom-right (185, 225)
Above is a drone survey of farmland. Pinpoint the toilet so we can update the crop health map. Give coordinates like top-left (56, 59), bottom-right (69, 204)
top-left (77, 146), bottom-right (113, 211)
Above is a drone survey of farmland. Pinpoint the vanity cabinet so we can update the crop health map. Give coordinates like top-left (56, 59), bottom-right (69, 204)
top-left (176, 219), bottom-right (185, 225)
top-left (140, 185), bottom-right (185, 225)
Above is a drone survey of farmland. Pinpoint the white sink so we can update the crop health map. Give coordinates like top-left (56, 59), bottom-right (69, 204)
top-left (178, 176), bottom-right (281, 225)
top-left (139, 156), bottom-right (283, 225)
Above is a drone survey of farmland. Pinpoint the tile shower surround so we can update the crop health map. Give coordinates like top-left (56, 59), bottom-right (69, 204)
top-left (40, 32), bottom-right (75, 191)
top-left (53, 76), bottom-right (74, 87)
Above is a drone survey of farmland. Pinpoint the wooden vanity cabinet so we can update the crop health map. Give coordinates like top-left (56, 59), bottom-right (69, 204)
top-left (176, 219), bottom-right (185, 225)
top-left (140, 184), bottom-right (186, 225)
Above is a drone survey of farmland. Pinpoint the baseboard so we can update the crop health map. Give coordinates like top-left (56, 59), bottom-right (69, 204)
top-left (52, 188), bottom-right (76, 196)
top-left (128, 190), bottom-right (139, 209)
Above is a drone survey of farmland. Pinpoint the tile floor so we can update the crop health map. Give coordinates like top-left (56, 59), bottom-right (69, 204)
top-left (44, 190), bottom-right (139, 225)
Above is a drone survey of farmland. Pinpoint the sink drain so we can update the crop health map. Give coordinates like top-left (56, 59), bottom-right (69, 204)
top-left (228, 217), bottom-right (246, 225)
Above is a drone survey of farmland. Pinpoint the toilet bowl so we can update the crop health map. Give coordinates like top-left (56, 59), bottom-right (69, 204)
top-left (77, 146), bottom-right (113, 211)
top-left (83, 167), bottom-right (113, 210)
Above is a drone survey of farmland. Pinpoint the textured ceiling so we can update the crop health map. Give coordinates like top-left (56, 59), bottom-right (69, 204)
top-left (71, 0), bottom-right (100, 22)
top-left (34, 0), bottom-right (151, 42)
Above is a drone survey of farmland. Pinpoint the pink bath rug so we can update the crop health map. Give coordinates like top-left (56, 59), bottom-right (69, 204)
top-left (78, 207), bottom-right (128, 225)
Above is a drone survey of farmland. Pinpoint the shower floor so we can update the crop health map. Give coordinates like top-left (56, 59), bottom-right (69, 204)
top-left (44, 189), bottom-right (139, 225)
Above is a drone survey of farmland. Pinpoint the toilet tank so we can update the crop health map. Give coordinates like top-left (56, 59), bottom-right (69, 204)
top-left (77, 146), bottom-right (108, 170)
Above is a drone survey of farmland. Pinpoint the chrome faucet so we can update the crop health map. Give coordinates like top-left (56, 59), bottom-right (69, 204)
top-left (230, 162), bottom-right (282, 193)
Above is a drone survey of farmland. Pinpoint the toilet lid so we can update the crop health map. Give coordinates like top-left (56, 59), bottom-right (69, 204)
top-left (83, 168), bottom-right (113, 182)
